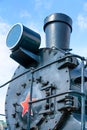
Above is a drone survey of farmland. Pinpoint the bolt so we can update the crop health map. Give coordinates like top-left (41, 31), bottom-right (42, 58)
top-left (12, 113), bottom-right (16, 118)
top-left (15, 122), bottom-right (19, 128)
top-left (45, 103), bottom-right (49, 109)
top-left (21, 83), bottom-right (26, 88)
top-left (16, 92), bottom-right (21, 96)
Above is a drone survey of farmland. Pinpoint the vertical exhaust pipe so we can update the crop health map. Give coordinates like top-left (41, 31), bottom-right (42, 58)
top-left (44, 13), bottom-right (72, 50)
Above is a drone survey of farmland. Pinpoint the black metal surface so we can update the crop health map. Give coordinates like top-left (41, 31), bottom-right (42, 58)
top-left (5, 48), bottom-right (87, 130)
top-left (10, 47), bottom-right (39, 68)
top-left (4, 13), bottom-right (87, 130)
top-left (6, 23), bottom-right (41, 52)
top-left (6, 23), bottom-right (41, 68)
top-left (44, 13), bottom-right (72, 50)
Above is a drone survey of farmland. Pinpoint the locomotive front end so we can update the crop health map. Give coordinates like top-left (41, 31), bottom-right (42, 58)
top-left (5, 13), bottom-right (87, 130)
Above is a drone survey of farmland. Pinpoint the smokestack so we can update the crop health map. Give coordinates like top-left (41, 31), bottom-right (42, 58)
top-left (44, 13), bottom-right (72, 50)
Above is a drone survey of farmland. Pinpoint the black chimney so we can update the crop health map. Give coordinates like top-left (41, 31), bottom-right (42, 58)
top-left (44, 13), bottom-right (72, 50)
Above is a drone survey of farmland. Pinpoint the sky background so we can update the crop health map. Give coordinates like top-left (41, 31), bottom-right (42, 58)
top-left (0, 0), bottom-right (87, 121)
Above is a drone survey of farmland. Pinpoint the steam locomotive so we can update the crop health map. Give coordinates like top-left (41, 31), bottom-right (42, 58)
top-left (5, 13), bottom-right (87, 130)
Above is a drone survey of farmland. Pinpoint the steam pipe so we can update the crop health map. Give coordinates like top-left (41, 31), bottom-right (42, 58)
top-left (81, 60), bottom-right (85, 130)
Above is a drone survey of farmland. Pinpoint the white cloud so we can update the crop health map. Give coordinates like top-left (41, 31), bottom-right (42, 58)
top-left (0, 19), bottom-right (18, 119)
top-left (35, 0), bottom-right (53, 10)
top-left (43, 0), bottom-right (53, 10)
top-left (35, 0), bottom-right (42, 9)
top-left (0, 21), bottom-right (18, 84)
top-left (83, 2), bottom-right (87, 11)
top-left (77, 14), bottom-right (87, 29)
top-left (20, 10), bottom-right (31, 18)
top-left (73, 46), bottom-right (87, 57)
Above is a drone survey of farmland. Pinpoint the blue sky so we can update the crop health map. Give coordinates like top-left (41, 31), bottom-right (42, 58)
top-left (0, 0), bottom-right (87, 120)
top-left (0, 0), bottom-right (87, 53)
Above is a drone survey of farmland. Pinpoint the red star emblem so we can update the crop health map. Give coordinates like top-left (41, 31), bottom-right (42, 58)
top-left (20, 93), bottom-right (36, 117)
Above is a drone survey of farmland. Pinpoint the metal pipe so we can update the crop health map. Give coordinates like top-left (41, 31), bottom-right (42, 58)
top-left (29, 90), bottom-right (85, 104)
top-left (81, 60), bottom-right (85, 130)
top-left (0, 54), bottom-right (86, 88)
top-left (27, 69), bottom-right (34, 130)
